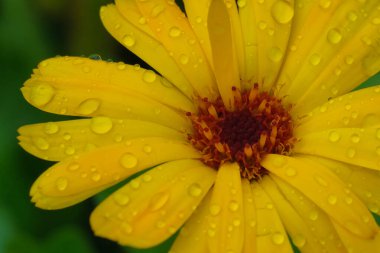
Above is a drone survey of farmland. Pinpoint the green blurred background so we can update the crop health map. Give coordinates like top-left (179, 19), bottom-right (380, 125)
top-left (1, 0), bottom-right (380, 253)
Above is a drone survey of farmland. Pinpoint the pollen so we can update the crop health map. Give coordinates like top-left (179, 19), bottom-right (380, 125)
top-left (187, 84), bottom-right (296, 180)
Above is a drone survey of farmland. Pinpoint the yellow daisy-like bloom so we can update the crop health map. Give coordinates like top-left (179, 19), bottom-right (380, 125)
top-left (19, 0), bottom-right (380, 252)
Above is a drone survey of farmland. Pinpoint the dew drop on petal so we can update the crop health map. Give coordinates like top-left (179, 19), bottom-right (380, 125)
top-left (76, 99), bottom-right (101, 115)
top-left (350, 133), bottom-right (360, 143)
top-left (228, 200), bottom-right (239, 212)
top-left (179, 54), bottom-right (189, 65)
top-left (309, 210), bottom-right (319, 221)
top-left (188, 183), bottom-right (203, 197)
top-left (143, 174), bottom-right (152, 182)
top-left (309, 53), bottom-right (321, 66)
top-left (91, 172), bottom-right (101, 182)
top-left (122, 34), bottom-right (135, 47)
top-left (293, 234), bottom-right (306, 248)
top-left (285, 167), bottom-right (297, 177)
top-left (271, 232), bottom-right (285, 245)
top-left (90, 117), bottom-right (113, 134)
top-left (346, 148), bottom-right (356, 158)
top-left (328, 131), bottom-right (341, 142)
top-left (319, 0), bottom-right (332, 9)
top-left (149, 192), bottom-right (170, 211)
top-left (327, 194), bottom-right (337, 205)
top-left (271, 1), bottom-right (294, 24)
top-left (143, 70), bottom-right (157, 83)
top-left (67, 162), bottom-right (80, 171)
top-left (122, 222), bottom-right (133, 234)
top-left (30, 84), bottom-right (55, 107)
top-left (65, 146), bottom-right (76, 155)
top-left (143, 145), bottom-right (152, 154)
top-left (33, 137), bottom-right (50, 150)
top-left (120, 153), bottom-right (138, 169)
top-left (130, 179), bottom-right (140, 189)
top-left (314, 174), bottom-right (328, 187)
top-left (268, 47), bottom-right (283, 62)
top-left (56, 177), bottom-right (68, 191)
top-left (327, 28), bottom-right (342, 44)
top-left (237, 0), bottom-right (246, 8)
top-left (209, 204), bottom-right (221, 216)
top-left (113, 192), bottom-right (130, 206)
top-left (169, 26), bottom-right (181, 37)
top-left (44, 122), bottom-right (59, 135)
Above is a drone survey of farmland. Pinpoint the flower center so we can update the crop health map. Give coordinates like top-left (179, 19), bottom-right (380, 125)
top-left (187, 84), bottom-right (296, 181)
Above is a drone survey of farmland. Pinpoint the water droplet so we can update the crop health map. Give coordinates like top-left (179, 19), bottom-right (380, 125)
top-left (346, 148), bottom-right (356, 158)
top-left (76, 99), bottom-right (101, 115)
top-left (122, 34), bottom-right (135, 47)
top-left (56, 177), bottom-right (68, 191)
top-left (30, 84), bottom-right (55, 107)
top-left (272, 156), bottom-right (286, 167)
top-left (130, 179), bottom-right (140, 189)
top-left (309, 53), bottom-right (321, 66)
top-left (309, 210), bottom-right (319, 221)
top-left (143, 174), bottom-right (152, 182)
top-left (228, 200), bottom-right (239, 212)
top-left (33, 137), bottom-right (50, 150)
top-left (328, 131), bottom-right (341, 142)
top-left (268, 47), bottom-right (283, 62)
top-left (63, 133), bottom-right (72, 141)
top-left (372, 18), bottom-right (380, 25)
top-left (257, 21), bottom-right (267, 30)
top-left (65, 146), bottom-right (76, 155)
top-left (44, 122), bottom-right (59, 134)
top-left (151, 4), bottom-right (165, 17)
top-left (237, 0), bottom-right (246, 8)
top-left (67, 162), bottom-right (80, 171)
top-left (120, 153), bottom-right (138, 169)
top-left (113, 192), bottom-right (130, 206)
top-left (350, 133), bottom-right (360, 143)
top-left (209, 204), bottom-right (221, 216)
top-left (122, 222), bottom-right (133, 234)
top-left (327, 28), bottom-right (342, 44)
top-left (285, 167), bottom-right (297, 177)
top-left (179, 54), bottom-right (189, 65)
top-left (149, 192), bottom-right (170, 211)
top-left (195, 16), bottom-right (202, 23)
top-left (293, 234), bottom-right (306, 248)
top-left (188, 183), bottom-right (202, 197)
top-left (347, 11), bottom-right (358, 22)
top-left (327, 195), bottom-right (337, 205)
top-left (345, 196), bottom-right (353, 205)
top-left (142, 70), bottom-right (157, 83)
top-left (138, 16), bottom-right (147, 25)
top-left (143, 145), bottom-right (152, 154)
top-left (345, 55), bottom-right (354, 65)
top-left (90, 117), bottom-right (113, 134)
top-left (319, 0), bottom-right (331, 9)
top-left (271, 232), bottom-right (285, 245)
top-left (314, 174), bottom-right (328, 187)
top-left (117, 63), bottom-right (126, 70)
top-left (271, 1), bottom-right (294, 24)
top-left (169, 26), bottom-right (181, 37)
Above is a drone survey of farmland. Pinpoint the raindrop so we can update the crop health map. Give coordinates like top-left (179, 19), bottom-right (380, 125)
top-left (228, 200), bottom-right (239, 212)
top-left (350, 133), bottom-right (360, 143)
top-left (346, 148), bottom-right (356, 158)
top-left (188, 183), bottom-right (203, 197)
top-left (345, 55), bottom-right (354, 65)
top-left (268, 47), bottom-right (283, 62)
top-left (65, 146), bottom-right (76, 155)
top-left (179, 54), bottom-right (189, 65)
top-left (130, 179), bottom-right (140, 189)
top-left (143, 70), bottom-right (157, 83)
top-left (271, 232), bottom-right (285, 245)
top-left (151, 4), bottom-right (165, 17)
top-left (91, 172), bottom-right (101, 182)
top-left (122, 34), bottom-right (136, 47)
top-left (113, 192), bottom-right (130, 206)
top-left (328, 131), bottom-right (341, 142)
top-left (293, 234), bottom-right (306, 248)
top-left (237, 0), bottom-right (246, 8)
top-left (143, 174), bottom-right (152, 182)
top-left (143, 145), bottom-right (152, 153)
top-left (169, 26), bottom-right (181, 37)
top-left (314, 174), bottom-right (328, 187)
top-left (122, 222), bottom-right (133, 234)
top-left (120, 153), bottom-right (138, 169)
top-left (56, 177), bottom-right (68, 191)
top-left (149, 192), bottom-right (170, 211)
top-left (30, 84), bottom-right (55, 107)
top-left (76, 99), bottom-right (101, 115)
top-left (33, 137), bottom-right (50, 150)
top-left (209, 204), bottom-right (221, 216)
top-left (90, 117), bottom-right (113, 134)
top-left (285, 167), bottom-right (297, 177)
top-left (67, 162), bottom-right (80, 171)
top-left (44, 122), bottom-right (59, 135)
top-left (309, 210), bottom-right (319, 221)
top-left (327, 195), bottom-right (337, 205)
top-left (309, 53), bottom-right (321, 66)
top-left (319, 0), bottom-right (331, 9)
top-left (327, 28), bottom-right (342, 44)
top-left (271, 1), bottom-right (294, 24)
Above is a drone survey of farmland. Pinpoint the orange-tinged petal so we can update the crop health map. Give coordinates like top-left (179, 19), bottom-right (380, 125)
top-left (207, 162), bottom-right (244, 253)
top-left (170, 192), bottom-right (213, 253)
top-left (294, 128), bottom-right (380, 171)
top-left (134, 0), bottom-right (218, 99)
top-left (261, 154), bottom-right (378, 239)
top-left (278, 0), bottom-right (380, 114)
top-left (295, 85), bottom-right (380, 136)
top-left (90, 159), bottom-right (216, 248)
top-left (30, 137), bottom-right (200, 209)
top-left (242, 179), bottom-right (256, 253)
top-left (208, 0), bottom-right (240, 110)
top-left (18, 118), bottom-right (185, 161)
top-left (100, 4), bottom-right (193, 97)
top-left (251, 181), bottom-right (293, 253)
top-left (272, 175), bottom-right (347, 252)
top-left (239, 0), bottom-right (294, 90)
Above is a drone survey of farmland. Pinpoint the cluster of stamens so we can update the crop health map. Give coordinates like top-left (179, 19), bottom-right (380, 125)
top-left (187, 84), bottom-right (296, 180)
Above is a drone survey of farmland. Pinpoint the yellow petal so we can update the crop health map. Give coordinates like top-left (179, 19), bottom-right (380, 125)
top-left (306, 156), bottom-right (380, 216)
top-left (90, 159), bottom-right (216, 248)
top-left (271, 175), bottom-right (347, 252)
top-left (278, 0), bottom-right (380, 114)
top-left (239, 0), bottom-right (294, 90)
top-left (18, 118), bottom-right (185, 161)
top-left (295, 85), bottom-right (380, 136)
top-left (242, 179), bottom-right (256, 253)
top-left (294, 127), bottom-right (380, 171)
top-left (208, 0), bottom-right (240, 110)
top-left (207, 162), bottom-right (244, 253)
top-left (135, 0), bottom-right (218, 99)
top-left (333, 221), bottom-right (380, 253)
top-left (251, 181), bottom-right (293, 253)
top-left (170, 191), bottom-right (212, 253)
top-left (261, 154), bottom-right (378, 238)
top-left (22, 57), bottom-right (191, 131)
top-left (261, 176), bottom-right (327, 253)
top-left (100, 4), bottom-right (193, 97)
top-left (30, 137), bottom-right (200, 209)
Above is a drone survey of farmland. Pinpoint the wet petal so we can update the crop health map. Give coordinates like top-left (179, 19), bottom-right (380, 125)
top-left (208, 0), bottom-right (240, 110)
top-left (22, 57), bottom-right (191, 131)
top-left (90, 159), bottom-right (215, 248)
top-left (261, 154), bottom-right (378, 239)
top-left (100, 4), bottom-right (193, 97)
top-left (278, 0), bottom-right (380, 114)
top-left (18, 118), bottom-right (185, 161)
top-left (261, 176), bottom-right (326, 253)
top-left (207, 162), bottom-right (244, 253)
top-left (242, 179), bottom-right (256, 253)
top-left (272, 175), bottom-right (346, 252)
top-left (295, 85), bottom-right (380, 135)
top-left (134, 0), bottom-right (218, 99)
top-left (170, 192), bottom-right (212, 253)
top-left (252, 181), bottom-right (293, 253)
top-left (239, 0), bottom-right (294, 90)
top-left (294, 127), bottom-right (380, 171)
top-left (30, 137), bottom-right (200, 209)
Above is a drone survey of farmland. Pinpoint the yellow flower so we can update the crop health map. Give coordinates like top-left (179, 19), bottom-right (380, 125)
top-left (18, 0), bottom-right (380, 252)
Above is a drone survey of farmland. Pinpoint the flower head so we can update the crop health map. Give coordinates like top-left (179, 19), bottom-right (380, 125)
top-left (19, 0), bottom-right (380, 252)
